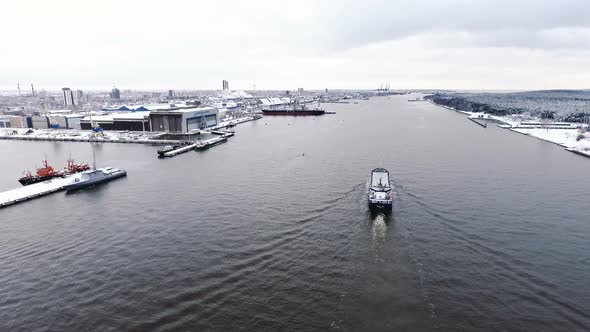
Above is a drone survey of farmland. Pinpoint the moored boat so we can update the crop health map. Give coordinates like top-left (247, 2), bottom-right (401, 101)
top-left (63, 167), bottom-right (127, 192)
top-left (262, 103), bottom-right (325, 116)
top-left (368, 168), bottom-right (393, 212)
top-left (65, 157), bottom-right (90, 174)
top-left (157, 145), bottom-right (181, 157)
top-left (18, 159), bottom-right (63, 186)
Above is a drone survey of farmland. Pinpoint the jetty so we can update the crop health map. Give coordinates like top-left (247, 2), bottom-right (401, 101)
top-left (468, 117), bottom-right (487, 128)
top-left (160, 134), bottom-right (231, 158)
top-left (0, 174), bottom-right (81, 208)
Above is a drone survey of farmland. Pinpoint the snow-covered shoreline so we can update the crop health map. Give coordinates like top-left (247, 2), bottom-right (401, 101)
top-left (0, 116), bottom-right (260, 145)
top-left (428, 100), bottom-right (590, 158)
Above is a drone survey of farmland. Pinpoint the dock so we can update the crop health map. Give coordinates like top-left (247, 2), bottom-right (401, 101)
top-left (160, 134), bottom-right (231, 158)
top-left (0, 133), bottom-right (179, 145)
top-left (195, 136), bottom-right (227, 151)
top-left (468, 117), bottom-right (487, 128)
top-left (162, 142), bottom-right (199, 157)
top-left (0, 175), bottom-right (81, 208)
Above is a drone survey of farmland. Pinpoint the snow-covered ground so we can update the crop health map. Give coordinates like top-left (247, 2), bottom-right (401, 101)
top-left (0, 115), bottom-right (261, 144)
top-left (0, 174), bottom-right (82, 207)
top-left (0, 128), bottom-right (166, 143)
top-left (511, 128), bottom-right (590, 155)
top-left (471, 113), bottom-right (590, 157)
top-left (431, 102), bottom-right (590, 158)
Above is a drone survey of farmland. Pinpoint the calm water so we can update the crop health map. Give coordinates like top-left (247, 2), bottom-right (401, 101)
top-left (1, 96), bottom-right (590, 331)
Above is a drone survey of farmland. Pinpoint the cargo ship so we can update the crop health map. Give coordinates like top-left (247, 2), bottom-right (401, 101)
top-left (262, 103), bottom-right (325, 116)
top-left (18, 159), bottom-right (64, 186)
top-left (368, 168), bottom-right (393, 212)
top-left (64, 167), bottom-right (127, 192)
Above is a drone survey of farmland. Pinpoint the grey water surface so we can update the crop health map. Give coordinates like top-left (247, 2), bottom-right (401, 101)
top-left (1, 95), bottom-right (589, 331)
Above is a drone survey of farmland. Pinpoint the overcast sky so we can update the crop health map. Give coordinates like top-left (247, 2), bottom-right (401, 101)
top-left (1, 0), bottom-right (589, 91)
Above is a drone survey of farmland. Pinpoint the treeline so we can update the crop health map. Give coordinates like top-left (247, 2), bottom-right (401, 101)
top-left (425, 93), bottom-right (590, 123)
top-left (424, 94), bottom-right (518, 116)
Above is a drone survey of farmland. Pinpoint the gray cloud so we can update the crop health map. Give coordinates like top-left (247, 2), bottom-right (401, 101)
top-left (300, 0), bottom-right (590, 50)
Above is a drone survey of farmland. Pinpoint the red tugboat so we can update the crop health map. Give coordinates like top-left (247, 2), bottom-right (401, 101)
top-left (18, 159), bottom-right (64, 186)
top-left (65, 157), bottom-right (90, 175)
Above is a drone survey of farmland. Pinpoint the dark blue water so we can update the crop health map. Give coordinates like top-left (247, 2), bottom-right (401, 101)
top-left (1, 95), bottom-right (589, 331)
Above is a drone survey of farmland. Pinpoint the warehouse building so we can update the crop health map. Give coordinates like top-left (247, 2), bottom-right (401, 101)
top-left (80, 112), bottom-right (151, 131)
top-left (0, 116), bottom-right (11, 128)
top-left (31, 115), bottom-right (50, 129)
top-left (149, 107), bottom-right (218, 133)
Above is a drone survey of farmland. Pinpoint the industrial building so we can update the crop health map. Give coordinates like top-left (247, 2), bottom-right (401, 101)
top-left (9, 116), bottom-right (28, 128)
top-left (0, 116), bottom-right (11, 128)
top-left (31, 115), bottom-right (50, 129)
top-left (80, 112), bottom-right (151, 131)
top-left (149, 107), bottom-right (219, 133)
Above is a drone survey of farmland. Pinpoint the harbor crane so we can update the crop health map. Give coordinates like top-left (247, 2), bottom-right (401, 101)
top-left (83, 105), bottom-right (104, 138)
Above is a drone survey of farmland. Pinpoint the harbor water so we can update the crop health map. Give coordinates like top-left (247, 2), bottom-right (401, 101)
top-left (1, 96), bottom-right (590, 331)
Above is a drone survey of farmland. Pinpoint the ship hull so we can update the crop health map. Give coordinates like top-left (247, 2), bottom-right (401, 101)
top-left (64, 171), bottom-right (127, 192)
top-left (18, 174), bottom-right (61, 186)
top-left (368, 200), bottom-right (393, 213)
top-left (262, 110), bottom-right (325, 116)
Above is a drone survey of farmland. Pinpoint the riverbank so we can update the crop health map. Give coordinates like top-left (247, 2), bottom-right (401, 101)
top-left (0, 115), bottom-right (260, 145)
top-left (428, 100), bottom-right (590, 158)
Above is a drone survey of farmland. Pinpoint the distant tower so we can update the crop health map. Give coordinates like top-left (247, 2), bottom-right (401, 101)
top-left (222, 80), bottom-right (229, 91)
top-left (73, 90), bottom-right (83, 105)
top-left (62, 87), bottom-right (74, 106)
top-left (110, 86), bottom-right (121, 99)
top-left (31, 83), bottom-right (35, 97)
top-left (17, 83), bottom-right (21, 96)
top-left (325, 88), bottom-right (328, 93)
top-left (168, 90), bottom-right (176, 98)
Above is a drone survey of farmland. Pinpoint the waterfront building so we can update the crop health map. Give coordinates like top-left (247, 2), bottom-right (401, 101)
top-left (0, 116), bottom-right (11, 128)
top-left (80, 112), bottom-right (151, 131)
top-left (149, 107), bottom-right (219, 133)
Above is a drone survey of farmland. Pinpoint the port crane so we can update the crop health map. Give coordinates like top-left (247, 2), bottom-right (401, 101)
top-left (83, 105), bottom-right (104, 137)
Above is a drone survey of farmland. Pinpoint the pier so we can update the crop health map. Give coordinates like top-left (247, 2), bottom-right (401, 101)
top-left (0, 175), bottom-right (81, 208)
top-left (468, 117), bottom-right (487, 128)
top-left (160, 134), bottom-right (231, 158)
top-left (0, 134), bottom-right (179, 145)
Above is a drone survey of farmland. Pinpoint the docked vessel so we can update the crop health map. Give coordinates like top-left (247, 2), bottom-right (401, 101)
top-left (65, 157), bottom-right (90, 174)
top-left (195, 135), bottom-right (227, 151)
top-left (18, 159), bottom-right (63, 186)
top-left (368, 168), bottom-right (393, 212)
top-left (63, 167), bottom-right (127, 192)
top-left (157, 145), bottom-right (181, 157)
top-left (262, 103), bottom-right (325, 116)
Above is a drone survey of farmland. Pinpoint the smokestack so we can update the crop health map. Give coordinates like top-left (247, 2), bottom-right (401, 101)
top-left (31, 83), bottom-right (35, 97)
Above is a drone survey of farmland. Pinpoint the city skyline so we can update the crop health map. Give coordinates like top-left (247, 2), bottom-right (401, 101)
top-left (1, 0), bottom-right (590, 91)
